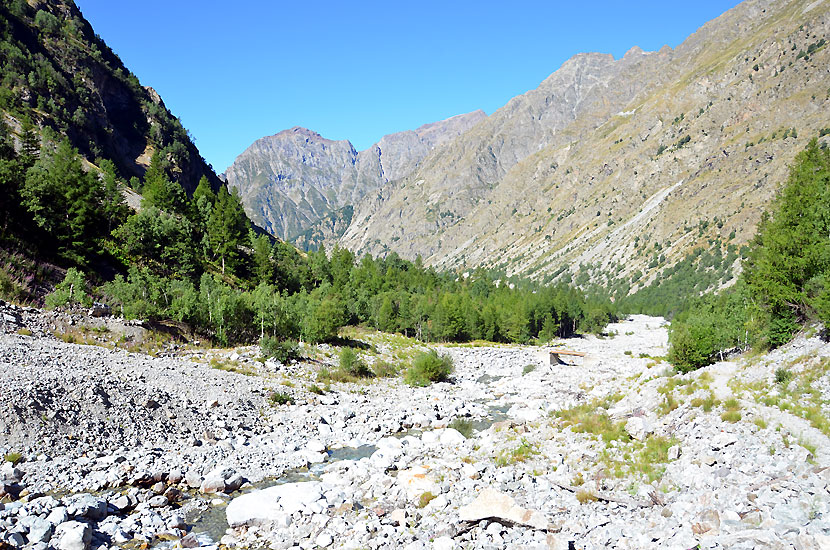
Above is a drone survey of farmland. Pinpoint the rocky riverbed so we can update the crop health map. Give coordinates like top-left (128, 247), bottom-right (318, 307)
top-left (1, 302), bottom-right (829, 549)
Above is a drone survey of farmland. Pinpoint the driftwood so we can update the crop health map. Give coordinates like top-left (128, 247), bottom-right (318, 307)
top-left (552, 481), bottom-right (650, 508)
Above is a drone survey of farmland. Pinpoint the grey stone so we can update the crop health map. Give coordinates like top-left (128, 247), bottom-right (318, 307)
top-left (64, 494), bottom-right (107, 521)
top-left (54, 521), bottom-right (91, 550)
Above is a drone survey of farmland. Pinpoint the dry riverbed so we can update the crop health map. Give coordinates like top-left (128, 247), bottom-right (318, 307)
top-left (1, 302), bottom-right (829, 549)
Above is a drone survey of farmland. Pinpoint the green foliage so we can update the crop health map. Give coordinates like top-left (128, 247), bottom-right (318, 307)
top-left (775, 367), bottom-right (793, 385)
top-left (338, 347), bottom-right (373, 378)
top-left (207, 185), bottom-right (249, 274)
top-left (44, 268), bottom-right (91, 309)
top-left (260, 337), bottom-right (300, 364)
top-left (404, 350), bottom-right (454, 386)
top-left (113, 206), bottom-right (198, 276)
top-left (372, 359), bottom-right (397, 378)
top-left (20, 140), bottom-right (119, 263)
top-left (4, 451), bottom-right (22, 465)
top-left (743, 140), bottom-right (830, 347)
top-left (268, 391), bottom-right (292, 406)
top-left (666, 139), bottom-right (830, 370)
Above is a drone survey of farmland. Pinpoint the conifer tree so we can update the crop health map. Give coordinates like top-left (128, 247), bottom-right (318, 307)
top-left (207, 184), bottom-right (247, 274)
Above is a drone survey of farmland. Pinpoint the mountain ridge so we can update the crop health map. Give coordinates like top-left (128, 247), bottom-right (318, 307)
top-left (223, 109), bottom-right (487, 243)
top-left (333, 0), bottom-right (830, 295)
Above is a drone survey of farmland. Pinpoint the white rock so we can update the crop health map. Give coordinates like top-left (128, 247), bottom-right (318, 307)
top-left (315, 532), bottom-right (333, 548)
top-left (668, 445), bottom-right (681, 461)
top-left (397, 466), bottom-right (439, 500)
top-left (439, 428), bottom-right (466, 447)
top-left (306, 439), bottom-right (326, 453)
top-left (54, 521), bottom-right (91, 550)
top-left (458, 487), bottom-right (547, 529)
top-left (432, 536), bottom-right (456, 550)
top-left (421, 431), bottom-right (440, 444)
top-left (625, 416), bottom-right (652, 441)
top-left (226, 482), bottom-right (323, 526)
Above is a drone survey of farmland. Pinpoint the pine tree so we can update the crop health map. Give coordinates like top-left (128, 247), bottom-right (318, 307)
top-left (207, 184), bottom-right (247, 274)
top-left (21, 140), bottom-right (104, 263)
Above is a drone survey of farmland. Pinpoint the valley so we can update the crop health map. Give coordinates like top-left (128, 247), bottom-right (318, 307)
top-left (2, 1), bottom-right (830, 548)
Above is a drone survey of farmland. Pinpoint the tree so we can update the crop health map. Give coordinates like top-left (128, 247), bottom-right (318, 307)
top-left (21, 140), bottom-right (104, 263)
top-left (250, 231), bottom-right (274, 285)
top-left (113, 207), bottom-right (198, 276)
top-left (141, 152), bottom-right (188, 214)
top-left (207, 185), bottom-right (247, 274)
top-left (96, 158), bottom-right (129, 233)
top-left (743, 139), bottom-right (830, 346)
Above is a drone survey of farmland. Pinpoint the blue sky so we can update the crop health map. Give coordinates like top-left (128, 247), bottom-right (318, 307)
top-left (75, 1), bottom-right (740, 172)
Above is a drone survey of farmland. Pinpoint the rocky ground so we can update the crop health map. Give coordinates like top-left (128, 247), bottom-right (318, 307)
top-left (1, 302), bottom-right (829, 549)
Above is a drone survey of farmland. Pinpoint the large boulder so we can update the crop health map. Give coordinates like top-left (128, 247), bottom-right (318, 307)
top-left (458, 487), bottom-right (547, 529)
top-left (397, 466), bottom-right (439, 501)
top-left (226, 481), bottom-right (322, 527)
top-left (54, 521), bottom-right (91, 550)
top-left (63, 494), bottom-right (107, 521)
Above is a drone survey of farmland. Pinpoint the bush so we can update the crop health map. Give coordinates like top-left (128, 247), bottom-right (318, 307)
top-left (44, 268), bottom-right (91, 310)
top-left (261, 336), bottom-right (301, 364)
top-left (268, 391), bottom-right (292, 406)
top-left (339, 347), bottom-right (372, 378)
top-left (372, 359), bottom-right (397, 378)
top-left (774, 367), bottom-right (793, 385)
top-left (404, 350), bottom-right (454, 386)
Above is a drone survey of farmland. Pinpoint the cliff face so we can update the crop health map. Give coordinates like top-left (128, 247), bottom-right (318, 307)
top-left (335, 0), bottom-right (830, 291)
top-left (0, 0), bottom-right (220, 193)
top-left (223, 111), bottom-right (486, 243)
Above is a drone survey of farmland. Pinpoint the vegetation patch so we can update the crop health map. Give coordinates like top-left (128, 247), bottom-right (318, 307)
top-left (268, 391), bottom-right (292, 406)
top-left (404, 350), bottom-right (454, 386)
top-left (448, 418), bottom-right (474, 439)
top-left (4, 452), bottom-right (23, 465)
top-left (495, 438), bottom-right (538, 466)
top-left (720, 398), bottom-right (742, 422)
top-left (260, 337), bottom-right (301, 364)
top-left (553, 397), bottom-right (629, 442)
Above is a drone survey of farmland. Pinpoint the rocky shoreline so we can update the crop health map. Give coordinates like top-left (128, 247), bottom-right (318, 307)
top-left (1, 305), bottom-right (829, 549)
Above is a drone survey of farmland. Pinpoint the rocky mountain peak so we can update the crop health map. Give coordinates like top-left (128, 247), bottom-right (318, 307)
top-left (224, 110), bottom-right (487, 242)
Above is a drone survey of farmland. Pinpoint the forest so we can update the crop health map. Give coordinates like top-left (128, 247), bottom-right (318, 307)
top-left (0, 119), bottom-right (618, 348)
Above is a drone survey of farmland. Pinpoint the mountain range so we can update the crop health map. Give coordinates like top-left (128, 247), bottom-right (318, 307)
top-left (222, 111), bottom-right (486, 243)
top-left (227, 0), bottom-right (830, 293)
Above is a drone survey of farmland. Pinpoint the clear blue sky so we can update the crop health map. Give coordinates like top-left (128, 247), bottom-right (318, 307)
top-left (74, 1), bottom-right (740, 172)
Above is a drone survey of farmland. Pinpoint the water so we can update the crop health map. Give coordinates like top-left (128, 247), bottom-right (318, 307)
top-left (181, 444), bottom-right (377, 545)
top-left (476, 373), bottom-right (504, 385)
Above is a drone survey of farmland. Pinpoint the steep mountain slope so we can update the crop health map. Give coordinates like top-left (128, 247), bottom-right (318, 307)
top-left (0, 0), bottom-right (219, 193)
top-left (223, 111), bottom-right (486, 243)
top-left (337, 0), bottom-right (830, 292)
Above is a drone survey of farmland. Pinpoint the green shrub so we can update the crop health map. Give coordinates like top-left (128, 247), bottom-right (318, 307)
top-left (44, 268), bottom-right (91, 310)
top-left (774, 367), bottom-right (793, 385)
top-left (4, 452), bottom-right (22, 465)
top-left (522, 364), bottom-right (536, 375)
top-left (339, 347), bottom-right (373, 378)
top-left (404, 350), bottom-right (454, 386)
top-left (268, 391), bottom-right (292, 406)
top-left (372, 359), bottom-right (397, 378)
top-left (261, 336), bottom-right (301, 364)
